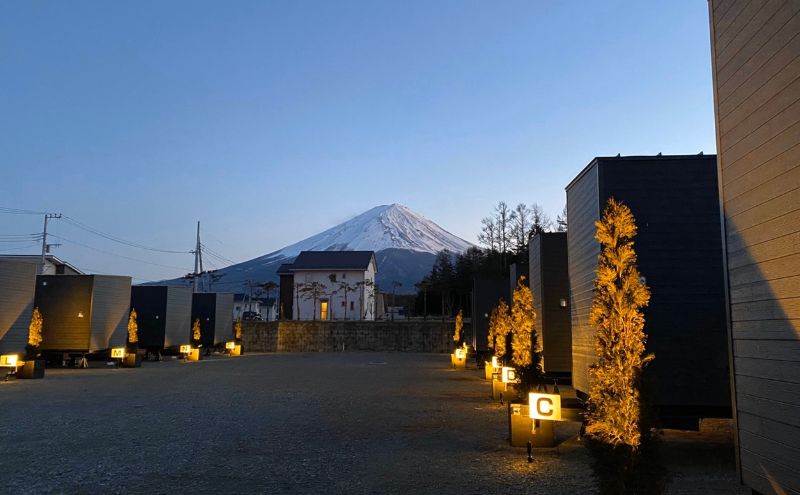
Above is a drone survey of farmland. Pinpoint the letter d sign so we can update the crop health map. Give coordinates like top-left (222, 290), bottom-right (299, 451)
top-left (528, 393), bottom-right (562, 421)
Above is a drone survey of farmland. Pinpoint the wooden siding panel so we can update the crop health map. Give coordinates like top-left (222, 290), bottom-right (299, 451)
top-left (726, 208), bottom-right (800, 252)
top-left (530, 233), bottom-right (571, 374)
top-left (721, 96), bottom-right (800, 166)
top-left (735, 355), bottom-right (800, 383)
top-left (36, 276), bottom-right (94, 351)
top-left (729, 251), bottom-right (800, 286)
top-left (727, 231), bottom-right (800, 271)
top-left (566, 162), bottom-right (599, 394)
top-left (165, 286), bottom-right (192, 348)
top-left (734, 339), bottom-right (800, 362)
top-left (214, 293), bottom-right (234, 344)
top-left (724, 152), bottom-right (800, 215)
top-left (0, 261), bottom-right (37, 354)
top-left (89, 276), bottom-right (131, 351)
top-left (731, 277), bottom-right (800, 306)
top-left (716, 0), bottom-right (783, 67)
top-left (717, 4), bottom-right (800, 97)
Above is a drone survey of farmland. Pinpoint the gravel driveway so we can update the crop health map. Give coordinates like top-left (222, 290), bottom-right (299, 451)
top-left (0, 353), bottom-right (743, 494)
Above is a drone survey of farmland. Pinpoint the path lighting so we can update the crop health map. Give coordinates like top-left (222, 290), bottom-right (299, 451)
top-left (491, 356), bottom-right (499, 368)
top-left (454, 347), bottom-right (466, 360)
top-left (225, 341), bottom-right (236, 350)
top-left (501, 366), bottom-right (518, 384)
top-left (179, 345), bottom-right (191, 354)
top-left (0, 354), bottom-right (19, 368)
top-left (110, 348), bottom-right (126, 359)
top-left (528, 392), bottom-right (562, 421)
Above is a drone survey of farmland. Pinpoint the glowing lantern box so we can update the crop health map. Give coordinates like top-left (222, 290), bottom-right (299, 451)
top-left (130, 286), bottom-right (192, 351)
top-left (491, 367), bottom-right (520, 401)
top-left (508, 402), bottom-right (556, 447)
top-left (186, 348), bottom-right (201, 362)
top-left (191, 293), bottom-right (234, 347)
top-left (225, 341), bottom-right (242, 357)
top-left (35, 275), bottom-right (131, 353)
top-left (0, 260), bottom-right (38, 357)
top-left (566, 155), bottom-right (730, 425)
top-left (450, 347), bottom-right (467, 369)
top-left (484, 356), bottom-right (500, 380)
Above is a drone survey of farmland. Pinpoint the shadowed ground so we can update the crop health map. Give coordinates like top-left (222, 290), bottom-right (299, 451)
top-left (0, 353), bottom-right (743, 494)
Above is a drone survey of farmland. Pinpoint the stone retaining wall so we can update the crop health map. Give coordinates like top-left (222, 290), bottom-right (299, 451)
top-left (242, 320), bottom-right (454, 353)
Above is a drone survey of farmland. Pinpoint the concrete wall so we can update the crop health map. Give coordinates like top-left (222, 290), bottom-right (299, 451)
top-left (242, 320), bottom-right (454, 353)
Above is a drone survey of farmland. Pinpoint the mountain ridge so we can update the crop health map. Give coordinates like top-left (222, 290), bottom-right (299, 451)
top-left (152, 204), bottom-right (474, 294)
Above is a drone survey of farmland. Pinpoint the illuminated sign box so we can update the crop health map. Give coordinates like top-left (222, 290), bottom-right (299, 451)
top-left (528, 392), bottom-right (562, 421)
top-left (225, 341), bottom-right (236, 350)
top-left (454, 348), bottom-right (466, 360)
top-left (491, 356), bottom-right (499, 368)
top-left (501, 366), bottom-right (519, 384)
top-left (180, 345), bottom-right (192, 354)
top-left (110, 348), bottom-right (126, 359)
top-left (0, 354), bottom-right (19, 367)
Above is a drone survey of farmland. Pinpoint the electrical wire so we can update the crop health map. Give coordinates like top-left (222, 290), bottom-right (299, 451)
top-left (62, 216), bottom-right (191, 254)
top-left (0, 206), bottom-right (47, 215)
top-left (49, 234), bottom-right (190, 272)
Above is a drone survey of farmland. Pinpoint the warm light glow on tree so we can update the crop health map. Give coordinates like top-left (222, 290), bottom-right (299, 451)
top-left (234, 319), bottom-right (243, 340)
top-left (510, 276), bottom-right (541, 370)
top-left (28, 307), bottom-right (43, 347)
top-left (488, 299), bottom-right (511, 359)
top-left (585, 198), bottom-right (652, 449)
top-left (127, 309), bottom-right (138, 344)
top-left (192, 318), bottom-right (201, 342)
top-left (453, 309), bottom-right (463, 342)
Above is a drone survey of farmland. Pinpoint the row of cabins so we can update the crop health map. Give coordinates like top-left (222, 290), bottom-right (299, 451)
top-left (475, 153), bottom-right (730, 428)
top-left (0, 256), bottom-right (234, 358)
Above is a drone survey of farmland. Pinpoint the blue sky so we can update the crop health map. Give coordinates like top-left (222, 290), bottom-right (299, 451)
top-left (0, 1), bottom-right (716, 282)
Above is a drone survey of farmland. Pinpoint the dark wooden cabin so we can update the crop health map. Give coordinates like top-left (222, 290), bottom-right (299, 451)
top-left (0, 260), bottom-right (38, 355)
top-left (566, 154), bottom-right (730, 425)
top-left (35, 274), bottom-right (131, 352)
top-left (528, 232), bottom-right (572, 378)
top-left (130, 286), bottom-right (192, 350)
top-left (191, 293), bottom-right (234, 346)
top-left (277, 263), bottom-right (295, 320)
top-left (472, 276), bottom-right (510, 353)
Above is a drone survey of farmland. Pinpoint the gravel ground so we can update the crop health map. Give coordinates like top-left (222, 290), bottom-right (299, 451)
top-left (0, 353), bottom-right (745, 494)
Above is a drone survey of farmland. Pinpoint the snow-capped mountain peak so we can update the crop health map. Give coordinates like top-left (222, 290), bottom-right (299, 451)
top-left (271, 204), bottom-right (473, 258)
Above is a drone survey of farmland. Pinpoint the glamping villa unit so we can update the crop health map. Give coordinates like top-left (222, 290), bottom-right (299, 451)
top-left (191, 292), bottom-right (234, 346)
top-left (566, 154), bottom-right (731, 427)
top-left (0, 259), bottom-right (38, 355)
top-left (35, 274), bottom-right (132, 354)
top-left (130, 286), bottom-right (192, 351)
top-left (528, 232), bottom-right (572, 379)
top-left (277, 251), bottom-right (378, 321)
top-left (709, 1), bottom-right (800, 492)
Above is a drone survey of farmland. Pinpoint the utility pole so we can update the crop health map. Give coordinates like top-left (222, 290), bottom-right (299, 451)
top-left (192, 221), bottom-right (204, 293)
top-left (40, 213), bottom-right (62, 275)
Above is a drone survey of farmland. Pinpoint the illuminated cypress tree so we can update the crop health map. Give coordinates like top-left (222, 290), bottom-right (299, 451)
top-left (489, 299), bottom-right (511, 360)
top-left (127, 309), bottom-right (138, 345)
top-left (585, 198), bottom-right (652, 449)
top-left (510, 276), bottom-right (542, 370)
top-left (192, 318), bottom-right (201, 344)
top-left (28, 307), bottom-right (43, 348)
top-left (453, 309), bottom-right (463, 343)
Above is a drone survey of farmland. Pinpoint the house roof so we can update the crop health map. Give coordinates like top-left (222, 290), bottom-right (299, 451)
top-left (276, 263), bottom-right (295, 275)
top-left (0, 254), bottom-right (84, 274)
top-left (284, 250), bottom-right (377, 272)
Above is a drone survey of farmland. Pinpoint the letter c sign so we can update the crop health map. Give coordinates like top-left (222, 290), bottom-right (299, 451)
top-left (528, 393), bottom-right (562, 420)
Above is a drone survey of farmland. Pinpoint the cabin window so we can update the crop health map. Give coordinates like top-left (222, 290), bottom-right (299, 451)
top-left (320, 300), bottom-right (329, 321)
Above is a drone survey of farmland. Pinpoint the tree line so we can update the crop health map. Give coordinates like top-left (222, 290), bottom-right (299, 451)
top-left (413, 201), bottom-right (565, 318)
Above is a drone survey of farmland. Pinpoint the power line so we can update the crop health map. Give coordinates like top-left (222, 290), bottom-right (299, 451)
top-left (0, 206), bottom-right (47, 215)
top-left (62, 216), bottom-right (191, 254)
top-left (49, 234), bottom-right (190, 272)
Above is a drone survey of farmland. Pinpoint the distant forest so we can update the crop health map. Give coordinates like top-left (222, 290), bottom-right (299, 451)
top-left (412, 201), bottom-right (565, 317)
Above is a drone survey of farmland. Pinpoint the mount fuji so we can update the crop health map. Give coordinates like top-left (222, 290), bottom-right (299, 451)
top-left (155, 204), bottom-right (474, 294)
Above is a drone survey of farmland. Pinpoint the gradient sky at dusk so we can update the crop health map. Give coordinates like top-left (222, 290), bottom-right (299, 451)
top-left (0, 1), bottom-right (716, 282)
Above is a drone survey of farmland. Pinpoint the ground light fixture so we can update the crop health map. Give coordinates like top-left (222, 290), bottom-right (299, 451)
top-left (501, 366), bottom-right (519, 384)
top-left (179, 345), bottom-right (191, 354)
top-left (1, 354), bottom-right (19, 368)
top-left (491, 356), bottom-right (499, 368)
top-left (110, 348), bottom-right (126, 359)
top-left (225, 341), bottom-right (236, 350)
top-left (528, 392), bottom-right (562, 421)
top-left (454, 347), bottom-right (466, 360)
